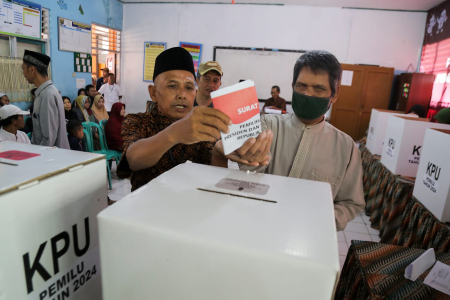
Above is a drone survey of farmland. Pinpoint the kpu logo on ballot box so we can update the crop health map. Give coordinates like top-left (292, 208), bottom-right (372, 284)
top-left (368, 126), bottom-right (374, 141)
top-left (22, 217), bottom-right (99, 300)
top-left (423, 162), bottom-right (441, 193)
top-left (409, 145), bottom-right (421, 165)
top-left (212, 80), bottom-right (261, 155)
top-left (386, 138), bottom-right (396, 157)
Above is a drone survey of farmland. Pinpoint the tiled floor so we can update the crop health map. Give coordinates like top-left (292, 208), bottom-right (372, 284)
top-left (338, 211), bottom-right (380, 270)
top-left (106, 161), bottom-right (379, 271)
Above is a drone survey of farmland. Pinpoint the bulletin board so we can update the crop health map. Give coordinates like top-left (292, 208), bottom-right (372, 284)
top-left (180, 42), bottom-right (202, 74)
top-left (214, 46), bottom-right (305, 101)
top-left (74, 53), bottom-right (92, 73)
top-left (143, 42), bottom-right (166, 82)
top-left (58, 17), bottom-right (92, 54)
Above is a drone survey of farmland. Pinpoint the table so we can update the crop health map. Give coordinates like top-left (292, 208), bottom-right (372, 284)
top-left (335, 240), bottom-right (450, 299)
top-left (360, 145), bottom-right (450, 252)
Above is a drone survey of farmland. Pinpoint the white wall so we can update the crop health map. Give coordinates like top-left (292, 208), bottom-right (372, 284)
top-left (122, 4), bottom-right (427, 113)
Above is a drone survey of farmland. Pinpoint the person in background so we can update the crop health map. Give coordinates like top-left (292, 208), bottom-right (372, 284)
top-left (0, 93), bottom-right (10, 106)
top-left (0, 105), bottom-right (31, 144)
top-left (194, 61), bottom-right (223, 107)
top-left (21, 50), bottom-right (69, 149)
top-left (239, 50), bottom-right (364, 231)
top-left (63, 96), bottom-right (78, 122)
top-left (85, 84), bottom-right (100, 109)
top-left (67, 119), bottom-right (85, 152)
top-left (75, 95), bottom-right (92, 122)
top-left (28, 88), bottom-right (37, 114)
top-left (262, 85), bottom-right (287, 113)
top-left (434, 107), bottom-right (450, 124)
top-left (78, 88), bottom-right (87, 97)
top-left (105, 102), bottom-right (125, 152)
top-left (89, 94), bottom-right (109, 125)
top-left (408, 104), bottom-right (426, 118)
top-left (96, 67), bottom-right (109, 91)
top-left (99, 73), bottom-right (122, 113)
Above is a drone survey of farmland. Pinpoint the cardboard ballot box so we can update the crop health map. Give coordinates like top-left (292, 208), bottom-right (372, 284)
top-left (98, 163), bottom-right (340, 300)
top-left (413, 129), bottom-right (450, 222)
top-left (366, 109), bottom-right (411, 155)
top-left (380, 116), bottom-right (450, 177)
top-left (0, 142), bottom-right (107, 300)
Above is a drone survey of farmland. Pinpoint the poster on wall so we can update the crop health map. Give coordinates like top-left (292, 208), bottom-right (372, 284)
top-left (143, 42), bottom-right (166, 82)
top-left (74, 53), bottom-right (92, 73)
top-left (0, 0), bottom-right (41, 40)
top-left (59, 17), bottom-right (92, 54)
top-left (180, 42), bottom-right (203, 75)
top-left (419, 1), bottom-right (450, 119)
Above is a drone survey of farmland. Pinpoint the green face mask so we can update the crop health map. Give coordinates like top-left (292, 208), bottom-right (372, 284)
top-left (291, 91), bottom-right (331, 120)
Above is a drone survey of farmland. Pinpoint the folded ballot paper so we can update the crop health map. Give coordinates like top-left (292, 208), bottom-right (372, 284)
top-left (211, 80), bottom-right (261, 155)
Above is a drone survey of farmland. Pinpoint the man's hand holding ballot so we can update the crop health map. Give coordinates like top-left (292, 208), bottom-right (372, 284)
top-left (117, 47), bottom-right (271, 192)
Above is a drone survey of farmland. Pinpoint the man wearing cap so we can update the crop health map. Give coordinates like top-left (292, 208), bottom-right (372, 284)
top-left (118, 47), bottom-right (272, 191)
top-left (194, 61), bottom-right (223, 108)
top-left (96, 67), bottom-right (109, 91)
top-left (0, 105), bottom-right (31, 144)
top-left (21, 50), bottom-right (69, 149)
top-left (98, 73), bottom-right (123, 112)
top-left (0, 93), bottom-right (10, 106)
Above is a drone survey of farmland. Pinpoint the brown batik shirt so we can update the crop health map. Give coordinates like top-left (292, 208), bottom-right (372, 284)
top-left (117, 103), bottom-right (214, 191)
top-left (262, 97), bottom-right (287, 112)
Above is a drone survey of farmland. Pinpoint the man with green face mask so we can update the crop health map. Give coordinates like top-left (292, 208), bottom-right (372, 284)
top-left (239, 50), bottom-right (364, 231)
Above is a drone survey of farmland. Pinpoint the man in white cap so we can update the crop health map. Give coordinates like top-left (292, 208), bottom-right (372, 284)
top-left (21, 50), bottom-right (69, 149)
top-left (0, 93), bottom-right (10, 106)
top-left (194, 61), bottom-right (223, 108)
top-left (0, 105), bottom-right (31, 144)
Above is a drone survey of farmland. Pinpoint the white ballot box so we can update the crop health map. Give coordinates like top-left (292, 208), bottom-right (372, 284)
top-left (98, 163), bottom-right (340, 300)
top-left (0, 142), bottom-right (107, 300)
top-left (366, 109), bottom-right (410, 155)
top-left (380, 116), bottom-right (450, 177)
top-left (413, 129), bottom-right (450, 222)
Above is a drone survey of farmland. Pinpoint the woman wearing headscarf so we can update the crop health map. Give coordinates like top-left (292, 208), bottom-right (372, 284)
top-left (89, 94), bottom-right (109, 124)
top-left (75, 95), bottom-right (93, 122)
top-left (105, 102), bottom-right (126, 151)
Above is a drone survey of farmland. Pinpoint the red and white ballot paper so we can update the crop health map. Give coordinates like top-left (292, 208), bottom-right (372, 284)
top-left (211, 80), bottom-right (261, 155)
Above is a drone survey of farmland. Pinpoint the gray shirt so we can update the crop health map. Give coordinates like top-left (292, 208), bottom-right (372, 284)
top-left (240, 114), bottom-right (365, 231)
top-left (32, 80), bottom-right (70, 149)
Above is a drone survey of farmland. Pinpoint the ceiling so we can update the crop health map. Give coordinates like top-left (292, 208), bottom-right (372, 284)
top-left (120, 0), bottom-right (445, 12)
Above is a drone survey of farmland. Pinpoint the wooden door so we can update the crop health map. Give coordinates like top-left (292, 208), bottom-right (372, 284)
top-left (330, 64), bottom-right (394, 140)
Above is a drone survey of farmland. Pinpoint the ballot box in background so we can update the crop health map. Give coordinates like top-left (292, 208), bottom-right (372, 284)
top-left (380, 116), bottom-right (450, 177)
top-left (98, 163), bottom-right (340, 300)
top-left (365, 109), bottom-right (411, 155)
top-left (413, 129), bottom-right (450, 222)
top-left (0, 142), bottom-right (107, 300)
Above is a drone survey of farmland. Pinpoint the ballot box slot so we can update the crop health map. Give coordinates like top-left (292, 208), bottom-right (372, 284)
top-left (197, 188), bottom-right (277, 203)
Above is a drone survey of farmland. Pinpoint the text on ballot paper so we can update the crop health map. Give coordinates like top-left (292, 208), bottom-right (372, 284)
top-left (212, 80), bottom-right (261, 155)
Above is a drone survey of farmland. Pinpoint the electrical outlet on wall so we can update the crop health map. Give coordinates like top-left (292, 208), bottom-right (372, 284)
top-left (73, 73), bottom-right (76, 77)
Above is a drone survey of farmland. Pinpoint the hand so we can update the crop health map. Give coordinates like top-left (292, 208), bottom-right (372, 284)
top-left (235, 130), bottom-right (273, 165)
top-left (213, 130), bottom-right (273, 166)
top-left (169, 107), bottom-right (231, 144)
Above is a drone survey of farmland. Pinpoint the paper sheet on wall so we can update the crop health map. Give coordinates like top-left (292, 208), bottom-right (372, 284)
top-left (76, 79), bottom-right (86, 89)
top-left (341, 70), bottom-right (353, 86)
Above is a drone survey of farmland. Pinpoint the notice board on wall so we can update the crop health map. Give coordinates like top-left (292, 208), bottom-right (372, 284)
top-left (74, 53), bottom-right (92, 73)
top-left (0, 0), bottom-right (41, 40)
top-left (180, 42), bottom-right (202, 74)
top-left (143, 42), bottom-right (166, 82)
top-left (58, 17), bottom-right (91, 54)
